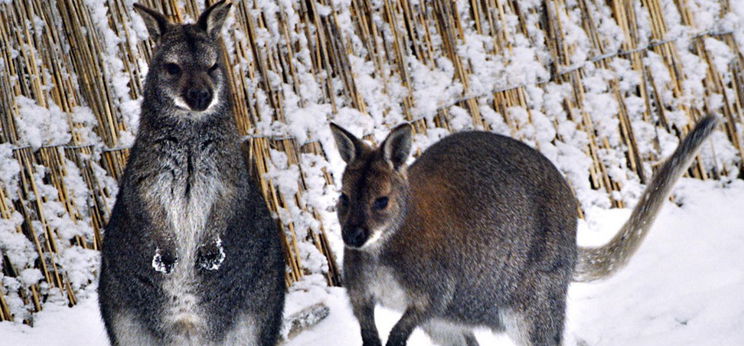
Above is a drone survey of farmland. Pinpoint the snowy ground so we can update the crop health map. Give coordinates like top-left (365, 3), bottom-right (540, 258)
top-left (1, 178), bottom-right (743, 345)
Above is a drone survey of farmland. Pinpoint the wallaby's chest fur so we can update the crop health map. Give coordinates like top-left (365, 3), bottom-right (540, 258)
top-left (135, 127), bottom-right (228, 330)
top-left (361, 260), bottom-right (410, 312)
top-left (137, 129), bottom-right (226, 247)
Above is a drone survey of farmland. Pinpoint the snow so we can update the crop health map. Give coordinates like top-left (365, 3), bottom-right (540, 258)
top-left (59, 247), bottom-right (100, 292)
top-left (14, 96), bottom-right (71, 150)
top-left (570, 179), bottom-right (744, 346)
top-left (2, 178), bottom-right (743, 345)
top-left (0, 292), bottom-right (109, 345)
top-left (0, 144), bottom-right (21, 200)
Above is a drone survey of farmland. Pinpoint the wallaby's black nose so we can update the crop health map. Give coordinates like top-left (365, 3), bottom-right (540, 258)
top-left (342, 226), bottom-right (368, 248)
top-left (184, 87), bottom-right (213, 111)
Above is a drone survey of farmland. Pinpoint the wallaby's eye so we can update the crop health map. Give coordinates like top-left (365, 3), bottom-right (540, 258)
top-left (164, 63), bottom-right (181, 76)
top-left (209, 63), bottom-right (219, 73)
top-left (339, 193), bottom-right (349, 208)
top-left (373, 197), bottom-right (389, 211)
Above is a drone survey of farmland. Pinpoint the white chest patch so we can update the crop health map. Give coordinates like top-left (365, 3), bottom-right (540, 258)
top-left (146, 162), bottom-right (225, 335)
top-left (369, 266), bottom-right (409, 311)
top-left (158, 170), bottom-right (223, 249)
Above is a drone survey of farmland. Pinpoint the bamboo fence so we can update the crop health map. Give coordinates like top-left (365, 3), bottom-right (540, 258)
top-left (1, 0), bottom-right (742, 325)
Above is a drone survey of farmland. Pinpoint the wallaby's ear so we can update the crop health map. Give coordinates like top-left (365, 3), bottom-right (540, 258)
top-left (133, 3), bottom-right (170, 40)
top-left (380, 123), bottom-right (412, 170)
top-left (198, 1), bottom-right (232, 38)
top-left (330, 123), bottom-right (365, 164)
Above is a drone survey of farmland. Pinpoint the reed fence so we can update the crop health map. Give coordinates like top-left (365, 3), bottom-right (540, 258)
top-left (1, 0), bottom-right (742, 324)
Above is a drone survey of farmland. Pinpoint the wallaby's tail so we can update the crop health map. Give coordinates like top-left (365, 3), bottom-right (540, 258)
top-left (573, 115), bottom-right (718, 282)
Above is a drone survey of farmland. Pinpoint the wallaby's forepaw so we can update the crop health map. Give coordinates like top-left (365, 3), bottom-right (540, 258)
top-left (152, 248), bottom-right (178, 274)
top-left (197, 237), bottom-right (225, 271)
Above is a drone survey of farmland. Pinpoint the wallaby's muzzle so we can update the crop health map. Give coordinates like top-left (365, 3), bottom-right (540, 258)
top-left (184, 86), bottom-right (213, 111)
top-left (342, 226), bottom-right (369, 248)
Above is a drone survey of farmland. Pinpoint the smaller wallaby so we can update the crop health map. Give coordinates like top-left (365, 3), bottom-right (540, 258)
top-left (98, 2), bottom-right (285, 345)
top-left (330, 115), bottom-right (718, 346)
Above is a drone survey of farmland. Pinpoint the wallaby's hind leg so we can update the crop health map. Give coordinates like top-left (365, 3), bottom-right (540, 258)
top-left (422, 320), bottom-right (480, 346)
top-left (501, 286), bottom-right (568, 346)
top-left (222, 311), bottom-right (280, 346)
top-left (498, 205), bottom-right (573, 345)
top-left (223, 313), bottom-right (258, 345)
top-left (258, 310), bottom-right (284, 346)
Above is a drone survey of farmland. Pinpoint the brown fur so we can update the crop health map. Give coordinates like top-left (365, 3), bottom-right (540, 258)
top-left (331, 116), bottom-right (718, 346)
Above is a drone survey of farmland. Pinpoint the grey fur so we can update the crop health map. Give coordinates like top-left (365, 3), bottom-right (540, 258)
top-left (574, 115), bottom-right (719, 281)
top-left (331, 115), bottom-right (717, 346)
top-left (98, 2), bottom-right (285, 345)
top-left (133, 3), bottom-right (170, 40)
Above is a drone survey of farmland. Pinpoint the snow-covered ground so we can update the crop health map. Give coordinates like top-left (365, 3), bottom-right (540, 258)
top-left (1, 178), bottom-right (743, 345)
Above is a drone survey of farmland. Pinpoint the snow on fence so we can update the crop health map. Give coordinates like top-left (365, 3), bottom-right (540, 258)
top-left (1, 0), bottom-right (742, 325)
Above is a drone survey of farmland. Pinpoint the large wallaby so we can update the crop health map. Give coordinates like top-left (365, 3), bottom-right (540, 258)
top-left (98, 2), bottom-right (285, 345)
top-left (330, 115), bottom-right (718, 346)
